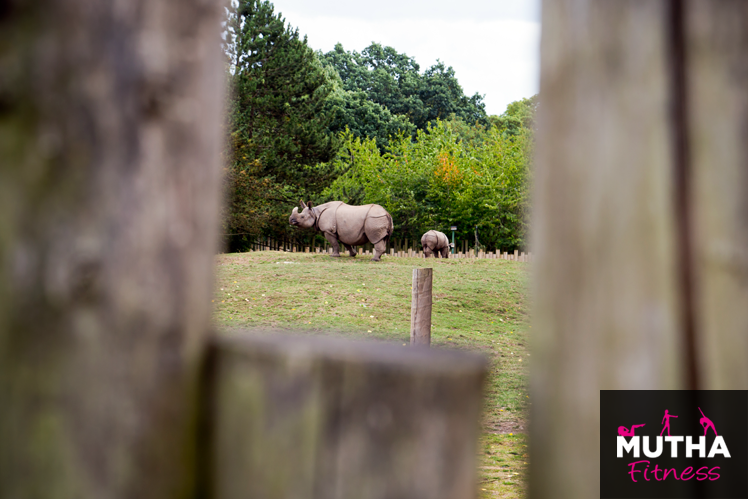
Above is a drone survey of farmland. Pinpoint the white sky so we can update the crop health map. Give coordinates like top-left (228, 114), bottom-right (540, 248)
top-left (271, 0), bottom-right (541, 116)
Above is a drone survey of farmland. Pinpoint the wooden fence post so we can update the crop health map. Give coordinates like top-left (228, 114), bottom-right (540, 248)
top-left (208, 333), bottom-right (486, 499)
top-left (686, 1), bottom-right (748, 388)
top-left (528, 1), bottom-right (748, 498)
top-left (410, 268), bottom-right (433, 346)
top-left (0, 0), bottom-right (224, 496)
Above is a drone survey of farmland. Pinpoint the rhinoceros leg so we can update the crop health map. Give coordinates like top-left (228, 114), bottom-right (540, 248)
top-left (440, 246), bottom-right (450, 258)
top-left (423, 244), bottom-right (434, 258)
top-left (372, 239), bottom-right (387, 261)
top-left (344, 244), bottom-right (357, 257)
top-left (323, 232), bottom-right (341, 257)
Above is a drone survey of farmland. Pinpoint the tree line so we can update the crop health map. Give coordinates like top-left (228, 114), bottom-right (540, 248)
top-left (222, 0), bottom-right (536, 252)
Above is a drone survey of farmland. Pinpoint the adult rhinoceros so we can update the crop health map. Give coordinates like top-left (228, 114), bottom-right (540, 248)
top-left (289, 200), bottom-right (393, 261)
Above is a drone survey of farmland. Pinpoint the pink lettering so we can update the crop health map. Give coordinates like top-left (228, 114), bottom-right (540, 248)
top-left (662, 468), bottom-right (680, 480)
top-left (627, 460), bottom-right (650, 482)
top-left (696, 466), bottom-right (709, 481)
top-left (652, 464), bottom-right (663, 481)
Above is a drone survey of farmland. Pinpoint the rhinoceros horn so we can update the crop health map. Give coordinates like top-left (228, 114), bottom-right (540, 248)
top-left (300, 199), bottom-right (307, 209)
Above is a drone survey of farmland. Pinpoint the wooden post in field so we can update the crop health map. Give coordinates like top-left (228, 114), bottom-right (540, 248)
top-left (208, 333), bottom-right (486, 499)
top-left (410, 268), bottom-right (433, 346)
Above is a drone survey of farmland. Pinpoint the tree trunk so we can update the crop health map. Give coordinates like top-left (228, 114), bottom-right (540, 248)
top-left (0, 1), bottom-right (224, 498)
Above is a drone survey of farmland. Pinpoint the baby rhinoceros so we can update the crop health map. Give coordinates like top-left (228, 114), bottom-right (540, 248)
top-left (289, 200), bottom-right (393, 261)
top-left (421, 230), bottom-right (451, 258)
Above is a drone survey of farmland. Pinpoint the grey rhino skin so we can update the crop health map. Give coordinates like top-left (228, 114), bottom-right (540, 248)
top-left (289, 200), bottom-right (393, 261)
top-left (421, 230), bottom-right (450, 258)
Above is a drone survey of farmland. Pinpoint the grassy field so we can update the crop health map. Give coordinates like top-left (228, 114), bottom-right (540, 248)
top-left (213, 251), bottom-right (531, 498)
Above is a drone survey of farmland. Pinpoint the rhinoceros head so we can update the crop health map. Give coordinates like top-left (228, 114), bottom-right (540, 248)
top-left (289, 200), bottom-right (315, 229)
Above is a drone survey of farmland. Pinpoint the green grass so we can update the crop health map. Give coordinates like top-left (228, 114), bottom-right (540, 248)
top-left (213, 251), bottom-right (531, 499)
top-left (478, 433), bottom-right (529, 498)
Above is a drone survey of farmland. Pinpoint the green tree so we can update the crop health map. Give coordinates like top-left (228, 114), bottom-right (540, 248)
top-left (319, 43), bottom-right (487, 136)
top-left (223, 0), bottom-right (339, 247)
top-left (324, 119), bottom-right (532, 251)
top-left (322, 68), bottom-right (415, 150)
top-left (420, 61), bottom-right (487, 126)
top-left (490, 94), bottom-right (539, 136)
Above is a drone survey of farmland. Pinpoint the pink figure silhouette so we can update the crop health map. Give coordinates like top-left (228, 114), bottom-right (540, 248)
top-left (698, 407), bottom-right (718, 436)
top-left (618, 424), bottom-right (646, 437)
top-left (660, 410), bottom-right (678, 436)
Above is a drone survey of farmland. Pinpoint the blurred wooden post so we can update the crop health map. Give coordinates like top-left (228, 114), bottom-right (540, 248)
top-left (532, 2), bottom-right (748, 499)
top-left (0, 0), bottom-right (224, 497)
top-left (208, 333), bottom-right (486, 499)
top-left (410, 268), bottom-right (433, 346)
top-left (686, 1), bottom-right (748, 387)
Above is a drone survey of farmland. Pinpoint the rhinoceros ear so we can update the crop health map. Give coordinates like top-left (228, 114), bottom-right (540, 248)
top-left (300, 199), bottom-right (307, 209)
top-left (292, 206), bottom-right (298, 214)
top-left (307, 200), bottom-right (313, 209)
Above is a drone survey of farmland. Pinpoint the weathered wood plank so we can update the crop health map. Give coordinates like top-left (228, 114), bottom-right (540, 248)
top-left (686, 0), bottom-right (748, 389)
top-left (208, 333), bottom-right (487, 499)
top-left (531, 1), bottom-right (683, 498)
top-left (0, 0), bottom-right (224, 497)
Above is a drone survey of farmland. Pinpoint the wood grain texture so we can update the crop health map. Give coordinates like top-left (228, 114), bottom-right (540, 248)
top-left (208, 333), bottom-right (487, 499)
top-left (686, 0), bottom-right (748, 389)
top-left (531, 1), bottom-right (684, 498)
top-left (410, 268), bottom-right (433, 346)
top-left (0, 1), bottom-right (224, 497)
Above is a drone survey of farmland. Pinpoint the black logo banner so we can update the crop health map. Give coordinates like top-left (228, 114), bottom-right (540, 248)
top-left (600, 391), bottom-right (747, 499)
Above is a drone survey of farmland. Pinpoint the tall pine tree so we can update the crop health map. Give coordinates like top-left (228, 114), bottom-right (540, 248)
top-left (223, 0), bottom-right (338, 247)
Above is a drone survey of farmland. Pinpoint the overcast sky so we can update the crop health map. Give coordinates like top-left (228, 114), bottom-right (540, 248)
top-left (270, 0), bottom-right (541, 116)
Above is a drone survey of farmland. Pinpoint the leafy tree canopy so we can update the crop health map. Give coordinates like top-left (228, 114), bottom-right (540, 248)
top-left (322, 68), bottom-right (416, 150)
top-left (490, 94), bottom-right (539, 136)
top-left (323, 119), bottom-right (532, 251)
top-left (319, 43), bottom-right (488, 144)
